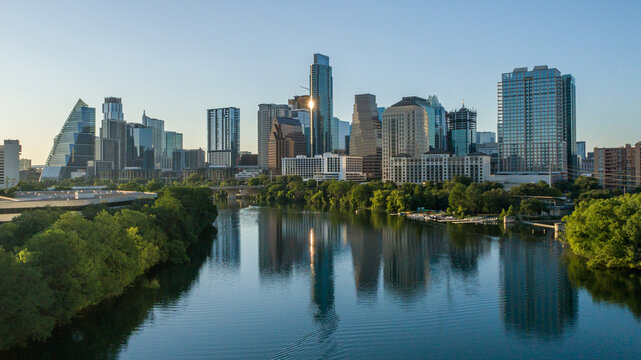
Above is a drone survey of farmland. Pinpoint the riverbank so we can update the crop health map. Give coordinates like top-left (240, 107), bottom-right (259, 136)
top-left (0, 186), bottom-right (217, 351)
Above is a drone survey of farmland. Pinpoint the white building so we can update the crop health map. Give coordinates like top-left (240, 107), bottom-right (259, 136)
top-left (282, 153), bottom-right (366, 181)
top-left (0, 140), bottom-right (21, 189)
top-left (387, 151), bottom-right (490, 184)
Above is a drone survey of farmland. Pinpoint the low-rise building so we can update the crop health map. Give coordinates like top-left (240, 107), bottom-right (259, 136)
top-left (282, 153), bottom-right (366, 181)
top-left (387, 151), bottom-right (490, 184)
top-left (235, 168), bottom-right (263, 181)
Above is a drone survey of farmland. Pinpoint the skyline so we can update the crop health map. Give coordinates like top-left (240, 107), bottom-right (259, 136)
top-left (1, 1), bottom-right (640, 164)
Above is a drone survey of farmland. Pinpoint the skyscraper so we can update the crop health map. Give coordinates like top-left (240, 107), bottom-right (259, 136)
top-left (257, 104), bottom-right (291, 169)
top-left (447, 105), bottom-right (477, 156)
top-left (310, 53), bottom-right (333, 155)
top-left (350, 94), bottom-right (382, 179)
top-left (267, 117), bottom-right (306, 174)
top-left (498, 66), bottom-right (576, 180)
top-left (207, 107), bottom-right (240, 167)
top-left (336, 118), bottom-right (351, 151)
top-left (126, 123), bottom-right (154, 169)
top-left (41, 99), bottom-right (96, 180)
top-left (0, 140), bottom-right (21, 189)
top-left (142, 111), bottom-right (165, 169)
top-left (292, 108), bottom-right (311, 156)
top-left (98, 97), bottom-right (127, 170)
top-left (424, 95), bottom-right (447, 151)
top-left (164, 131), bottom-right (183, 169)
top-left (381, 97), bottom-right (430, 181)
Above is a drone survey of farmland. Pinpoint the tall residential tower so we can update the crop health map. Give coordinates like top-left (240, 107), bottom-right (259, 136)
top-left (207, 107), bottom-right (240, 167)
top-left (310, 54), bottom-right (333, 155)
top-left (350, 94), bottom-right (382, 179)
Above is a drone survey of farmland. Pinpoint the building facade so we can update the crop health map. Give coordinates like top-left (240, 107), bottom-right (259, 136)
top-left (257, 104), bottom-right (291, 169)
top-left (164, 131), bottom-right (183, 169)
top-left (0, 140), bottom-right (21, 189)
top-left (41, 99), bottom-right (96, 180)
top-left (593, 143), bottom-right (641, 190)
top-left (267, 117), bottom-right (307, 174)
top-left (126, 123), bottom-right (154, 169)
top-left (310, 54), bottom-right (333, 155)
top-left (350, 94), bottom-right (382, 179)
top-left (387, 151), bottom-right (490, 184)
top-left (447, 105), bottom-right (477, 156)
top-left (498, 66), bottom-right (576, 180)
top-left (173, 149), bottom-right (205, 172)
top-left (142, 111), bottom-right (165, 169)
top-left (336, 119), bottom-right (351, 152)
top-left (381, 97), bottom-right (430, 181)
top-left (207, 107), bottom-right (240, 167)
top-left (98, 97), bottom-right (127, 170)
top-left (425, 95), bottom-right (447, 151)
top-left (281, 153), bottom-right (366, 181)
top-left (477, 131), bottom-right (496, 144)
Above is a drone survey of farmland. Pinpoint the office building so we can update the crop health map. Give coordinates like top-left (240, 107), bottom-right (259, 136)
top-left (476, 142), bottom-right (499, 174)
top-left (292, 108), bottom-right (311, 155)
top-left (267, 117), bottom-right (307, 174)
top-left (387, 151), bottom-right (490, 185)
top-left (498, 66), bottom-right (576, 180)
top-left (282, 153), bottom-right (366, 181)
top-left (288, 95), bottom-right (310, 110)
top-left (239, 151), bottom-right (258, 166)
top-left (207, 107), bottom-right (240, 167)
top-left (257, 104), bottom-right (291, 169)
top-left (173, 149), bottom-right (205, 172)
top-left (0, 140), bottom-right (21, 189)
top-left (310, 53), bottom-right (333, 154)
top-left (142, 111), bottom-right (165, 169)
top-left (163, 131), bottom-right (183, 169)
top-left (126, 123), bottom-right (154, 169)
top-left (593, 143), bottom-right (641, 190)
top-left (447, 105), bottom-right (477, 156)
top-left (335, 119), bottom-right (351, 152)
top-left (98, 97), bottom-right (127, 170)
top-left (477, 131), bottom-right (496, 144)
top-left (41, 99), bottom-right (96, 180)
top-left (425, 95), bottom-right (447, 151)
top-left (381, 97), bottom-right (430, 181)
top-left (350, 94), bottom-right (382, 179)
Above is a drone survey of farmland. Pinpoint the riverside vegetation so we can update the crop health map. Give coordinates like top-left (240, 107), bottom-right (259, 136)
top-left (0, 186), bottom-right (217, 351)
top-left (247, 174), bottom-right (641, 270)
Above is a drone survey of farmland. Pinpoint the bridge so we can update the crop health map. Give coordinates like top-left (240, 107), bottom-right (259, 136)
top-left (211, 185), bottom-right (264, 200)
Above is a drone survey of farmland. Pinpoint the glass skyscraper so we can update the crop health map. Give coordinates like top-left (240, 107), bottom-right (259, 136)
top-left (42, 99), bottom-right (96, 180)
top-left (99, 97), bottom-right (127, 170)
top-left (424, 95), bottom-right (447, 151)
top-left (207, 107), bottom-right (240, 167)
top-left (164, 131), bottom-right (183, 169)
top-left (310, 53), bottom-right (333, 155)
top-left (497, 66), bottom-right (576, 179)
top-left (126, 123), bottom-right (154, 169)
top-left (142, 111), bottom-right (165, 169)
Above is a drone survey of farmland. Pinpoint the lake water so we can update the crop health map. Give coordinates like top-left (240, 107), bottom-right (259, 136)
top-left (4, 206), bottom-right (641, 359)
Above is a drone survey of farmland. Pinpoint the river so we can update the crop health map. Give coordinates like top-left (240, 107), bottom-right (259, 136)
top-left (3, 205), bottom-right (641, 359)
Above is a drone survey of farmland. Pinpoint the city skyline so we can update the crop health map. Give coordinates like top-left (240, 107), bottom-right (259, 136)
top-left (1, 1), bottom-right (640, 163)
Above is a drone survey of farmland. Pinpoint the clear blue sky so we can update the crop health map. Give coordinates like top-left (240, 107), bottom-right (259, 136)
top-left (1, 0), bottom-right (639, 164)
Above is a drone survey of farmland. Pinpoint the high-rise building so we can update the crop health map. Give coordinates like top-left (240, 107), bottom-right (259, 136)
top-left (288, 95), bottom-right (310, 110)
top-left (310, 53), bottom-right (333, 154)
top-left (173, 148), bottom-right (205, 172)
top-left (126, 123), bottom-right (154, 169)
top-left (498, 66), bottom-right (576, 180)
top-left (257, 104), bottom-right (291, 169)
top-left (0, 140), bottom-right (21, 189)
top-left (267, 117), bottom-right (306, 174)
top-left (207, 107), bottom-right (240, 167)
top-left (447, 105), bottom-right (477, 156)
top-left (350, 94), bottom-right (382, 179)
top-left (388, 151), bottom-right (490, 184)
top-left (576, 141), bottom-right (586, 161)
top-left (381, 97), bottom-right (430, 181)
top-left (477, 131), bottom-right (496, 144)
top-left (336, 119), bottom-right (351, 151)
top-left (19, 159), bottom-right (31, 171)
top-left (41, 99), bottom-right (96, 180)
top-left (142, 111), bottom-right (165, 169)
top-left (292, 109), bottom-right (311, 156)
top-left (164, 131), bottom-right (183, 169)
top-left (98, 97), bottom-right (127, 170)
top-left (424, 95), bottom-right (447, 151)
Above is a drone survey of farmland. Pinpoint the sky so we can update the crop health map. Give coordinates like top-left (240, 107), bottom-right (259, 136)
top-left (1, 0), bottom-right (640, 164)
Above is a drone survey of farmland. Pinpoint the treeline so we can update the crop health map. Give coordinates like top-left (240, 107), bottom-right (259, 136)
top-left (564, 192), bottom-right (641, 270)
top-left (0, 186), bottom-right (216, 351)
top-left (249, 175), bottom-right (606, 217)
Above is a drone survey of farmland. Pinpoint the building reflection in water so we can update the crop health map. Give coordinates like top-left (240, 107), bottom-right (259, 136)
top-left (212, 209), bottom-right (240, 268)
top-left (500, 236), bottom-right (578, 339)
top-left (382, 226), bottom-right (430, 302)
top-left (348, 225), bottom-right (382, 301)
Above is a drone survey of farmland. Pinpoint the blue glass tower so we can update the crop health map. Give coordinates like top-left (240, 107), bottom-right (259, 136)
top-left (41, 99), bottom-right (96, 180)
top-left (310, 53), bottom-right (333, 155)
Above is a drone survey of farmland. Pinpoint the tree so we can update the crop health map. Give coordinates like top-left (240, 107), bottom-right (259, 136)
top-left (518, 198), bottom-right (546, 216)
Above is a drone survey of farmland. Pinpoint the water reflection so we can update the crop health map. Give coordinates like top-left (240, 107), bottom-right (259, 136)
top-left (212, 209), bottom-right (240, 268)
top-left (499, 232), bottom-right (578, 340)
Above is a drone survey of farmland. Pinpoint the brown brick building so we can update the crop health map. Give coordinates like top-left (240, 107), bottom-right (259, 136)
top-left (593, 142), bottom-right (641, 190)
